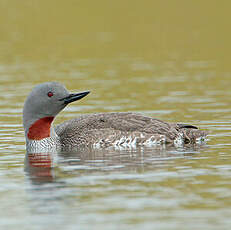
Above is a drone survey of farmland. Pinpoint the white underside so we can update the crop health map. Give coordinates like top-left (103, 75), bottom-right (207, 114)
top-left (26, 136), bottom-right (60, 153)
top-left (93, 133), bottom-right (206, 149)
top-left (93, 134), bottom-right (168, 149)
top-left (26, 133), bottom-right (206, 152)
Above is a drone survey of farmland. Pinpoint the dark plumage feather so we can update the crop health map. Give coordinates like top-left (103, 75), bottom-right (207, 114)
top-left (177, 124), bottom-right (198, 129)
top-left (55, 112), bottom-right (208, 148)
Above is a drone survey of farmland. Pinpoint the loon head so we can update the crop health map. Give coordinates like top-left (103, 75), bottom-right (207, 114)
top-left (23, 82), bottom-right (89, 141)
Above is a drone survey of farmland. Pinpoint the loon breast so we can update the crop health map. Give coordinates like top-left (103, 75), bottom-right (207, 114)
top-left (26, 136), bottom-right (60, 153)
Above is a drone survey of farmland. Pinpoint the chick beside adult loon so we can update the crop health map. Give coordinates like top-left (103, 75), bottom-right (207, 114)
top-left (23, 82), bottom-right (208, 152)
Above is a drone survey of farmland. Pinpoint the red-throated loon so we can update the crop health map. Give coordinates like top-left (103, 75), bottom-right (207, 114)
top-left (23, 82), bottom-right (208, 152)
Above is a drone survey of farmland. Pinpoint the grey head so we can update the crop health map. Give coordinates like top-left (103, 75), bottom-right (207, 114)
top-left (23, 82), bottom-right (90, 133)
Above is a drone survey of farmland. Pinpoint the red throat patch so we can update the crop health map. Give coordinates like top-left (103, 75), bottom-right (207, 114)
top-left (27, 117), bottom-right (54, 140)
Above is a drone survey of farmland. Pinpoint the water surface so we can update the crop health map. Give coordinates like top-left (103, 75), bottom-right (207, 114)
top-left (0, 1), bottom-right (231, 230)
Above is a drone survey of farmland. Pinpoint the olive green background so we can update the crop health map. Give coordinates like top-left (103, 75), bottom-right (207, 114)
top-left (0, 1), bottom-right (231, 229)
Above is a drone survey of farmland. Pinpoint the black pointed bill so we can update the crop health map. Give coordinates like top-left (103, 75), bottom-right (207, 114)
top-left (60, 91), bottom-right (90, 105)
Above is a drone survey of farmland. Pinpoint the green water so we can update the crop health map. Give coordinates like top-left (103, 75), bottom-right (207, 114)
top-left (0, 1), bottom-right (231, 230)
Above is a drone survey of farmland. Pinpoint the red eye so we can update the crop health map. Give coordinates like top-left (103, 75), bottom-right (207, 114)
top-left (47, 92), bottom-right (53, 97)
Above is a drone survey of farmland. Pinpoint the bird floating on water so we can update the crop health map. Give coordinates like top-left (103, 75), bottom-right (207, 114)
top-left (23, 82), bottom-right (208, 152)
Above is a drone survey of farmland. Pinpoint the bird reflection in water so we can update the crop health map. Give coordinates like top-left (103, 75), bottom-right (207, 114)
top-left (24, 152), bottom-right (56, 184)
top-left (24, 143), bottom-right (208, 185)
